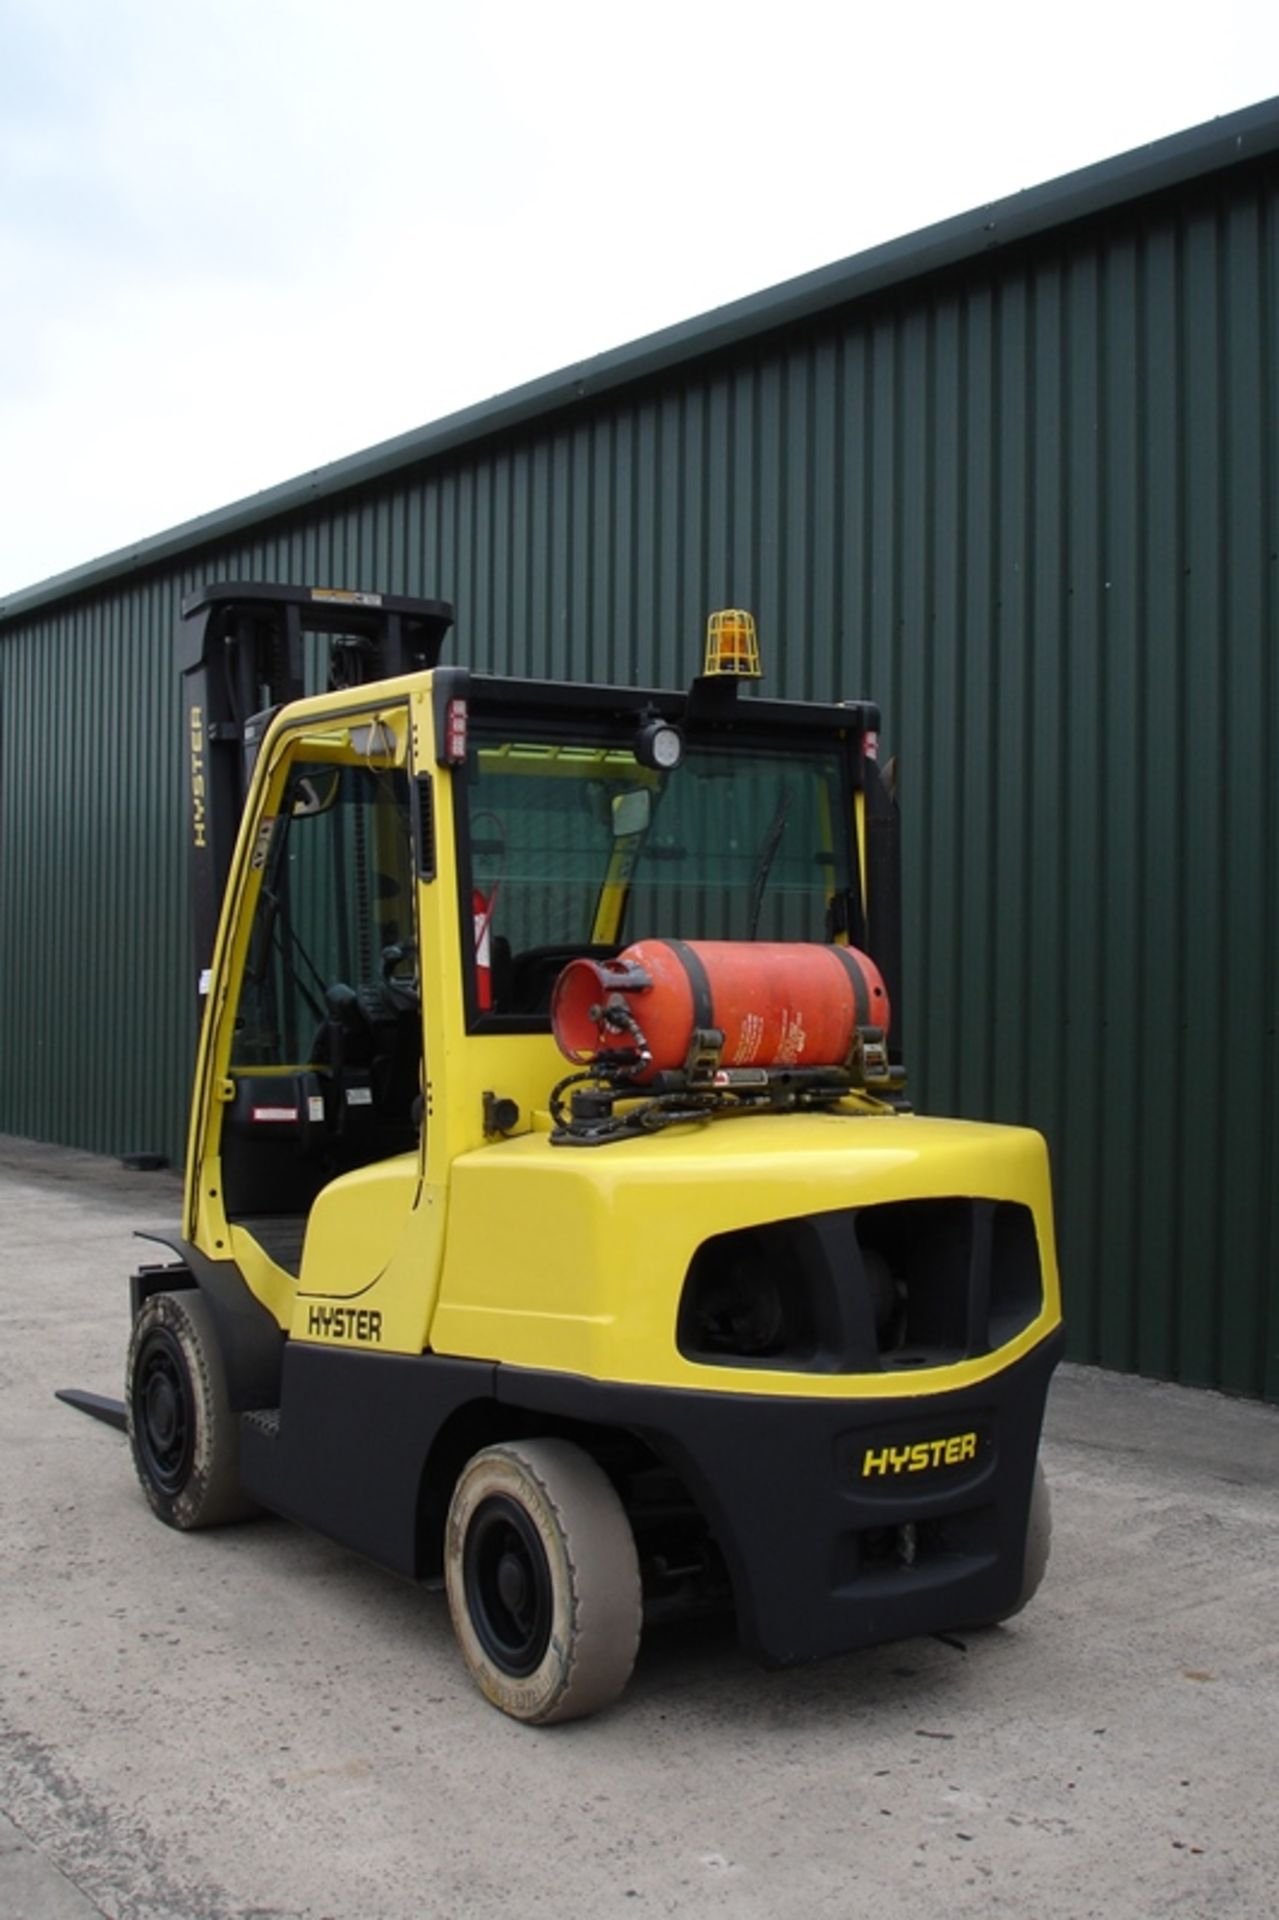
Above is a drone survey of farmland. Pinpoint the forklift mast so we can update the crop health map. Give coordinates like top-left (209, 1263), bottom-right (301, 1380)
top-left (176, 583), bottom-right (454, 1000)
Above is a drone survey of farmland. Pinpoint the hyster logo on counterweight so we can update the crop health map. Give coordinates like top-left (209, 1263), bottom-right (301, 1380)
top-left (862, 1432), bottom-right (979, 1477)
top-left (306, 1304), bottom-right (383, 1343)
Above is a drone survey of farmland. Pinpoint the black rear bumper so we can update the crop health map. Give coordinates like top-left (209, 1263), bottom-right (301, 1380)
top-left (499, 1328), bottom-right (1065, 1666)
top-left (237, 1325), bottom-right (1063, 1670)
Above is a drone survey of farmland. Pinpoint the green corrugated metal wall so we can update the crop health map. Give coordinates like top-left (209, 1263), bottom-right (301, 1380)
top-left (0, 583), bottom-right (195, 1162)
top-left (2, 152), bottom-right (1276, 1398)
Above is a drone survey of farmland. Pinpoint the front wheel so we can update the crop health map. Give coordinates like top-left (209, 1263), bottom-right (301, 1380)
top-left (444, 1439), bottom-right (642, 1724)
top-left (126, 1289), bottom-right (257, 1529)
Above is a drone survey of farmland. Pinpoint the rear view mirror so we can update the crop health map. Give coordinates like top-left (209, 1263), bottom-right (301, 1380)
top-left (291, 772), bottom-right (340, 817)
top-left (611, 790), bottom-right (651, 839)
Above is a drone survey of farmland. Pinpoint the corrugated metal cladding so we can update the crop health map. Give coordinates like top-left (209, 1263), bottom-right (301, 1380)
top-left (0, 586), bottom-right (196, 1166)
top-left (1, 118), bottom-right (1277, 1398)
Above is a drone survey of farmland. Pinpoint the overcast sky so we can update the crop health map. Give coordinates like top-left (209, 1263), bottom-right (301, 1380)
top-left (2, 0), bottom-right (1276, 599)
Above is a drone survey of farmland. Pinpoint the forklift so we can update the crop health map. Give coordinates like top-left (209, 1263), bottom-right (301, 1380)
top-left (111, 583), bottom-right (1061, 1724)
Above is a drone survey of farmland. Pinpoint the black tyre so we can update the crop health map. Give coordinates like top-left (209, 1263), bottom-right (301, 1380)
top-left (979, 1460), bottom-right (1052, 1626)
top-left (126, 1289), bottom-right (257, 1529)
top-left (1010, 1460), bottom-right (1053, 1613)
top-left (444, 1439), bottom-right (642, 1725)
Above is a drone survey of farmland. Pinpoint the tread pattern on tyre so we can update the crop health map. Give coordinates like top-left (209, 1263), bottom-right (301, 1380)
top-left (126, 1289), bottom-right (256, 1530)
top-left (445, 1438), bottom-right (642, 1725)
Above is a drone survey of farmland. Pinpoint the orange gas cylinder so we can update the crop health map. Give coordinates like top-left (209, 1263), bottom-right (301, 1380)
top-left (551, 939), bottom-right (890, 1083)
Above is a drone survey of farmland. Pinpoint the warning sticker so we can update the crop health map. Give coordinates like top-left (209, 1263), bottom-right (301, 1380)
top-left (252, 1106), bottom-right (298, 1123)
top-left (311, 587), bottom-right (383, 608)
top-left (250, 818), bottom-right (276, 873)
top-left (731, 1013), bottom-right (765, 1065)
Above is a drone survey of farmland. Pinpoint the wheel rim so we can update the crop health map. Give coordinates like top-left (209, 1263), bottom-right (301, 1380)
top-left (462, 1494), bottom-right (554, 1676)
top-left (132, 1328), bottom-right (195, 1496)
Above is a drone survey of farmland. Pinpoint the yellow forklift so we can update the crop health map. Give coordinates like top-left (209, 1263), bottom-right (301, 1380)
top-left (100, 584), bottom-right (1061, 1723)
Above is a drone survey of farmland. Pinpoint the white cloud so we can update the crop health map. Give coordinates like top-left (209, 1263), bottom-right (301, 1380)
top-left (1, 0), bottom-right (1276, 595)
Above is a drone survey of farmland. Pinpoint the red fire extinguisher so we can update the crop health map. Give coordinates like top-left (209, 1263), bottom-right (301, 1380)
top-left (473, 886), bottom-right (498, 1010)
top-left (470, 809), bottom-right (505, 1013)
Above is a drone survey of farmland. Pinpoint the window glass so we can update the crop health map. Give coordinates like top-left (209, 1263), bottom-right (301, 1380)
top-left (465, 730), bottom-right (852, 1015)
top-left (233, 761), bottom-right (415, 1067)
top-left (623, 747), bottom-right (844, 943)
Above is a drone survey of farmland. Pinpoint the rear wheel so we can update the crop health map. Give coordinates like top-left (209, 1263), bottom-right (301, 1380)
top-left (445, 1439), bottom-right (642, 1724)
top-left (981, 1460), bottom-right (1052, 1626)
top-left (126, 1289), bottom-right (256, 1529)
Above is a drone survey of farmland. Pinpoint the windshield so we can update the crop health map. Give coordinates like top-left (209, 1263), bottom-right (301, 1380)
top-left (462, 726), bottom-right (857, 1019)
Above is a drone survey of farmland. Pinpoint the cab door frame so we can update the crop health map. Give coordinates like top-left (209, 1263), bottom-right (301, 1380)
top-left (184, 692), bottom-right (421, 1323)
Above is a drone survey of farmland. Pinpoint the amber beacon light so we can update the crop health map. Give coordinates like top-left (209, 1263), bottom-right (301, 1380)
top-left (704, 608), bottom-right (762, 678)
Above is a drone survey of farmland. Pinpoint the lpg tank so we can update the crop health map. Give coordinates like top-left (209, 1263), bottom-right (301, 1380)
top-left (551, 939), bottom-right (890, 1083)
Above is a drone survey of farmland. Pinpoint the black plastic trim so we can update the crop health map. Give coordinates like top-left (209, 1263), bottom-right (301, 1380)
top-left (862, 752), bottom-right (904, 1063)
top-left (131, 1230), bottom-right (284, 1412)
top-left (231, 1326), bottom-right (1062, 1666)
top-left (238, 1346), bottom-right (496, 1575)
top-left (460, 671), bottom-right (875, 745)
top-left (412, 771), bottom-right (436, 882)
top-left (496, 1330), bottom-right (1065, 1664)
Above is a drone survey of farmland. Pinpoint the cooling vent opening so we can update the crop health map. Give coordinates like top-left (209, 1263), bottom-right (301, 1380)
top-left (676, 1219), bottom-right (842, 1369)
top-left (677, 1200), bottom-right (1044, 1371)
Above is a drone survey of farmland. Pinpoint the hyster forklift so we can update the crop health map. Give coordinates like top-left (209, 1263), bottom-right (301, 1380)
top-left (113, 583), bottom-right (1062, 1724)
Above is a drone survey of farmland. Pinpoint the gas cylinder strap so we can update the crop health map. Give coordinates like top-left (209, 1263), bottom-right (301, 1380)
top-left (660, 938), bottom-right (714, 1029)
top-left (827, 943), bottom-right (871, 1025)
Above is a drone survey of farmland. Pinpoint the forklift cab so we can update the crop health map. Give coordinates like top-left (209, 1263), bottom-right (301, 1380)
top-left (181, 583), bottom-right (895, 1301)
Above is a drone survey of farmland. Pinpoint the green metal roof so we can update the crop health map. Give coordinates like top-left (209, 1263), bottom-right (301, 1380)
top-left (4, 93), bottom-right (1278, 628)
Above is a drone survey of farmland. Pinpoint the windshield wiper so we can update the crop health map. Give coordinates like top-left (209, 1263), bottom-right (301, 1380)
top-left (747, 787), bottom-right (793, 938)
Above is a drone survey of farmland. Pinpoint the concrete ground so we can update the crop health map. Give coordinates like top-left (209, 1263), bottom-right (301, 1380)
top-left (2, 1135), bottom-right (1277, 1920)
